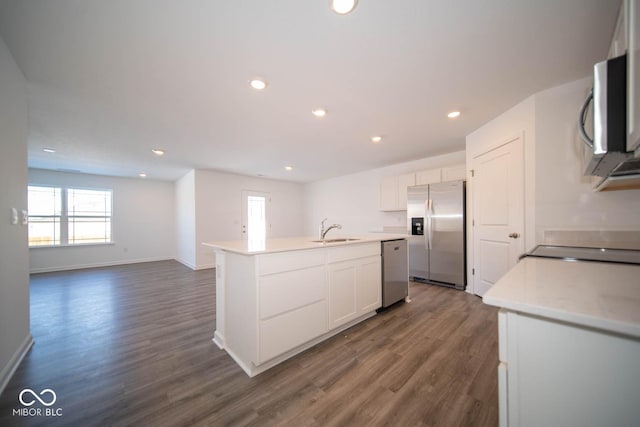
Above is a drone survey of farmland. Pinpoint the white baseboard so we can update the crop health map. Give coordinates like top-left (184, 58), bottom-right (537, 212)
top-left (0, 334), bottom-right (33, 396)
top-left (174, 258), bottom-right (215, 271)
top-left (174, 257), bottom-right (196, 270)
top-left (29, 257), bottom-right (175, 274)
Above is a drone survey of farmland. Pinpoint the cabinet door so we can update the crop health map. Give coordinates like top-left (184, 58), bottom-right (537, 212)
top-left (608, 3), bottom-right (627, 58)
top-left (328, 261), bottom-right (358, 329)
top-left (379, 175), bottom-right (398, 211)
top-left (357, 256), bottom-right (382, 313)
top-left (258, 300), bottom-right (327, 363)
top-left (441, 164), bottom-right (466, 182)
top-left (629, 0), bottom-right (640, 152)
top-left (397, 173), bottom-right (415, 209)
top-left (415, 169), bottom-right (441, 185)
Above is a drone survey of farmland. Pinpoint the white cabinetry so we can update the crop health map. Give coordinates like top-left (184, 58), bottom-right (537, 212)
top-left (441, 164), bottom-right (467, 181)
top-left (416, 164), bottom-right (466, 184)
top-left (257, 250), bottom-right (330, 364)
top-left (609, 0), bottom-right (640, 154)
top-left (380, 165), bottom-right (466, 211)
top-left (327, 243), bottom-right (381, 329)
top-left (215, 241), bottom-right (383, 377)
top-left (258, 263), bottom-right (327, 363)
top-left (497, 309), bottom-right (640, 427)
top-left (379, 173), bottom-right (415, 211)
top-left (629, 0), bottom-right (640, 153)
top-left (609, 3), bottom-right (628, 58)
top-left (415, 169), bottom-right (441, 185)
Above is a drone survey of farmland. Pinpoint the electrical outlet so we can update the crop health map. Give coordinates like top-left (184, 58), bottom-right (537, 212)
top-left (21, 210), bottom-right (28, 225)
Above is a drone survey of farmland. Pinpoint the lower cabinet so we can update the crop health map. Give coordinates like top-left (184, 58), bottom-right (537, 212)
top-left (258, 299), bottom-right (327, 363)
top-left (497, 309), bottom-right (640, 427)
top-left (257, 265), bottom-right (327, 363)
top-left (218, 242), bottom-right (383, 376)
top-left (328, 255), bottom-right (381, 330)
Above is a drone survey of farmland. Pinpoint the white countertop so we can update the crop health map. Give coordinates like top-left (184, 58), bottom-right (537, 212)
top-left (202, 233), bottom-right (407, 255)
top-left (483, 257), bottom-right (640, 338)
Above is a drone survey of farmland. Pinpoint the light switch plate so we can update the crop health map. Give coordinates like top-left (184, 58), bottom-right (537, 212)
top-left (10, 208), bottom-right (18, 225)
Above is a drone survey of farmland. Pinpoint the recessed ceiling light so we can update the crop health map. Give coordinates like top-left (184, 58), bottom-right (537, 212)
top-left (249, 78), bottom-right (268, 90)
top-left (139, 173), bottom-right (147, 178)
top-left (371, 136), bottom-right (383, 143)
top-left (151, 149), bottom-right (165, 156)
top-left (312, 108), bottom-right (327, 118)
top-left (447, 111), bottom-right (461, 118)
top-left (330, 0), bottom-right (358, 14)
top-left (284, 166), bottom-right (293, 171)
top-left (43, 148), bottom-right (56, 153)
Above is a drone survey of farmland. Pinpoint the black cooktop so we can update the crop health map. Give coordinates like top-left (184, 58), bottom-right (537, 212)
top-left (521, 245), bottom-right (640, 265)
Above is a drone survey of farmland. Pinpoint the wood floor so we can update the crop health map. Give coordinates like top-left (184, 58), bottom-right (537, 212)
top-left (0, 260), bottom-right (499, 426)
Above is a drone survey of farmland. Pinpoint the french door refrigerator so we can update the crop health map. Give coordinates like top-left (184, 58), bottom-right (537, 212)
top-left (407, 180), bottom-right (466, 290)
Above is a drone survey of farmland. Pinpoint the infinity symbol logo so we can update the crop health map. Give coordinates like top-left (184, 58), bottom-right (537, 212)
top-left (19, 389), bottom-right (57, 407)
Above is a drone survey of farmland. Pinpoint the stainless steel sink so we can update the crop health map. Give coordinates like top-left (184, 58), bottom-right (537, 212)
top-left (311, 238), bottom-right (360, 243)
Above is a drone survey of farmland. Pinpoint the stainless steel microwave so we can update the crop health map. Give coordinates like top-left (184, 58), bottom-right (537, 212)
top-left (579, 54), bottom-right (640, 178)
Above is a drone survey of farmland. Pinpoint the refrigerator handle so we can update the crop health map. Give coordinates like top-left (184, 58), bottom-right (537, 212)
top-left (426, 199), bottom-right (433, 250)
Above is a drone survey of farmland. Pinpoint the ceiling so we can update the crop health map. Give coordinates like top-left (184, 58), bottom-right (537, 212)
top-left (0, 0), bottom-right (620, 182)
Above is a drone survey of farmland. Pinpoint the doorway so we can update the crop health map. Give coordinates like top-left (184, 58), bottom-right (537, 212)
top-left (241, 191), bottom-right (271, 250)
top-left (471, 135), bottom-right (525, 296)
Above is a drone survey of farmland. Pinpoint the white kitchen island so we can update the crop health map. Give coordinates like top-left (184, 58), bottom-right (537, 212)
top-left (483, 254), bottom-right (640, 427)
top-left (203, 234), bottom-right (405, 377)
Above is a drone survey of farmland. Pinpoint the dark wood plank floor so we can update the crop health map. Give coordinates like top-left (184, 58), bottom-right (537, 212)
top-left (0, 260), bottom-right (498, 426)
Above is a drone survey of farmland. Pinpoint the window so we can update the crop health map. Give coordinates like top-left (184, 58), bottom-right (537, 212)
top-left (28, 186), bottom-right (112, 247)
top-left (27, 186), bottom-right (62, 246)
top-left (67, 188), bottom-right (112, 244)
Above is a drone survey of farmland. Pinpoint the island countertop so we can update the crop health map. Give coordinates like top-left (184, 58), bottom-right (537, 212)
top-left (483, 256), bottom-right (640, 338)
top-left (203, 233), bottom-right (407, 255)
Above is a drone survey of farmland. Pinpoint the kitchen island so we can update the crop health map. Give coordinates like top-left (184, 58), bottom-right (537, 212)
top-left (203, 234), bottom-right (406, 377)
top-left (483, 254), bottom-right (640, 427)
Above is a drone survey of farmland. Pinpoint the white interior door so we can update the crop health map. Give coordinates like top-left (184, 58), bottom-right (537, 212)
top-left (472, 136), bottom-right (524, 296)
top-left (241, 191), bottom-right (271, 249)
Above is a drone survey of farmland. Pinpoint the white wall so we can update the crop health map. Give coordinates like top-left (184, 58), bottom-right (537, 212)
top-left (29, 169), bottom-right (175, 273)
top-left (465, 97), bottom-right (536, 295)
top-left (534, 77), bottom-right (640, 240)
top-left (192, 169), bottom-right (305, 269)
top-left (466, 96), bottom-right (537, 252)
top-left (175, 170), bottom-right (196, 268)
top-left (465, 76), bottom-right (640, 293)
top-left (303, 151), bottom-right (466, 236)
top-left (0, 36), bottom-right (31, 394)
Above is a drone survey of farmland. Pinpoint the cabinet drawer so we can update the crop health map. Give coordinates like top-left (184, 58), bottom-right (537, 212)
top-left (327, 243), bottom-right (380, 263)
top-left (257, 249), bottom-right (324, 276)
top-left (258, 300), bottom-right (327, 363)
top-left (259, 265), bottom-right (326, 319)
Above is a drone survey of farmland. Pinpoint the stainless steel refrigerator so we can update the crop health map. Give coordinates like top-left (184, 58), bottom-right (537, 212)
top-left (407, 180), bottom-right (466, 290)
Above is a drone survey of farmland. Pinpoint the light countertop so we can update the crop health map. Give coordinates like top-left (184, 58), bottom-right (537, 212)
top-left (483, 257), bottom-right (640, 338)
top-left (202, 233), bottom-right (407, 255)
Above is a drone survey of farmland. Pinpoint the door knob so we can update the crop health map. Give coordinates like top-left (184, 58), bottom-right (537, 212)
top-left (508, 232), bottom-right (520, 239)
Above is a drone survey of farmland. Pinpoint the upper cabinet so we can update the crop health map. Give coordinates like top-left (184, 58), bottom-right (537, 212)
top-left (609, 3), bottom-right (628, 59)
top-left (379, 173), bottom-right (415, 211)
top-left (441, 164), bottom-right (467, 182)
top-left (415, 169), bottom-right (441, 185)
top-left (379, 164), bottom-right (466, 211)
top-left (628, 0), bottom-right (640, 153)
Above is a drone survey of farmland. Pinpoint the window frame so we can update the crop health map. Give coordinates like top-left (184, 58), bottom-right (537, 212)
top-left (28, 184), bottom-right (114, 248)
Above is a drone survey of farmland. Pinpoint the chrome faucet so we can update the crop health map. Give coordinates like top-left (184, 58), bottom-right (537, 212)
top-left (319, 218), bottom-right (342, 240)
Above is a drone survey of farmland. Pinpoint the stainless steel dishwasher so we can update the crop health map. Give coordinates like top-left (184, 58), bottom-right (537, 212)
top-left (381, 239), bottom-right (408, 308)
